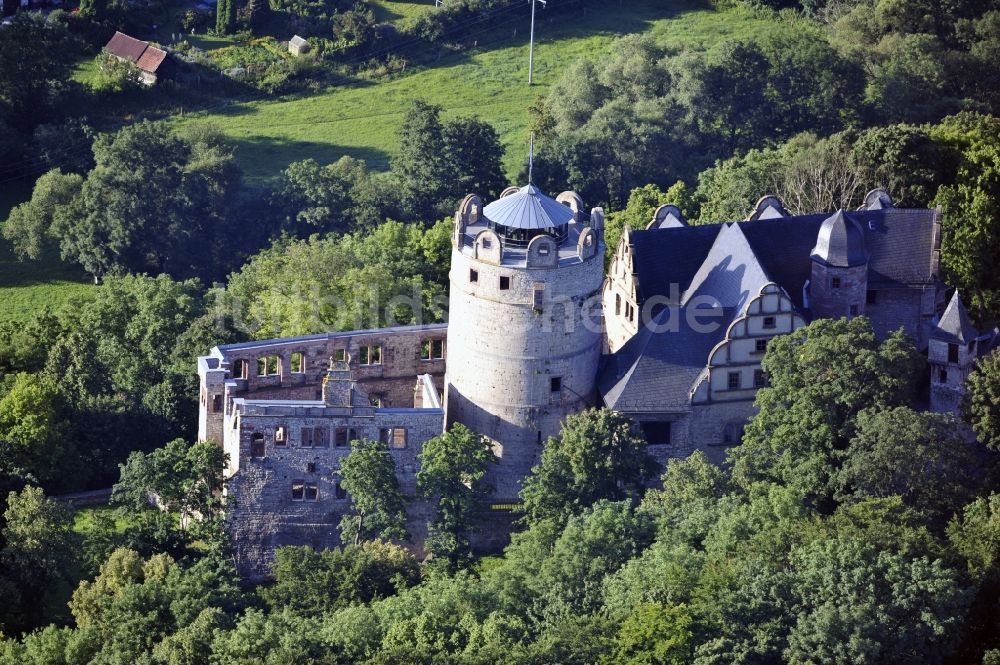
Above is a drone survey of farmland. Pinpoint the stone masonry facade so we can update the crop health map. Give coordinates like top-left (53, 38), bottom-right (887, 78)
top-left (198, 187), bottom-right (983, 578)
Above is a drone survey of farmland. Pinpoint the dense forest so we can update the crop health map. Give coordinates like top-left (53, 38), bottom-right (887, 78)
top-left (1, 0), bottom-right (1000, 661)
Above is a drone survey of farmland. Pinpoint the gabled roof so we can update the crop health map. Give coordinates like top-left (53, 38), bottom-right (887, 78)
top-left (105, 31), bottom-right (147, 61)
top-left (630, 223), bottom-right (719, 303)
top-left (627, 207), bottom-right (939, 311)
top-left (289, 35), bottom-right (309, 47)
top-left (103, 31), bottom-right (167, 73)
top-left (601, 223), bottom-right (778, 413)
top-left (136, 45), bottom-right (167, 73)
top-left (746, 195), bottom-right (790, 221)
top-left (683, 223), bottom-right (773, 311)
top-left (933, 291), bottom-right (978, 344)
top-left (483, 184), bottom-right (575, 230)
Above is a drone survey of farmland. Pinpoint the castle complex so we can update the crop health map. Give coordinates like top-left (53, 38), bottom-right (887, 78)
top-left (198, 184), bottom-right (996, 577)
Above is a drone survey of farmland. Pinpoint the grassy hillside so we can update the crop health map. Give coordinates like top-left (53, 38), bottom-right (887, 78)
top-left (174, 1), bottom-right (801, 182)
top-left (0, 184), bottom-right (92, 325)
top-left (1, 0), bottom-right (801, 324)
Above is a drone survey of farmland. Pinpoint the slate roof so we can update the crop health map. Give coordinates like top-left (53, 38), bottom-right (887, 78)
top-left (601, 223), bottom-right (778, 412)
top-left (628, 207), bottom-right (938, 311)
top-left (603, 204), bottom-right (940, 412)
top-left (103, 31), bottom-right (167, 74)
top-left (630, 223), bottom-right (719, 302)
top-left (746, 195), bottom-right (790, 221)
top-left (811, 210), bottom-right (868, 268)
top-left (933, 291), bottom-right (977, 344)
top-left (482, 184), bottom-right (575, 230)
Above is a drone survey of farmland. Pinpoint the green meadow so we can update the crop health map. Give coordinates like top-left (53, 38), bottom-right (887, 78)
top-left (172, 1), bottom-right (801, 182)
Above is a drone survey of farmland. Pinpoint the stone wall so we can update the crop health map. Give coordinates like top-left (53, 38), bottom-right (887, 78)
top-left (810, 262), bottom-right (867, 321)
top-left (445, 244), bottom-right (605, 500)
top-left (198, 324), bottom-right (447, 443)
top-left (225, 404), bottom-right (444, 579)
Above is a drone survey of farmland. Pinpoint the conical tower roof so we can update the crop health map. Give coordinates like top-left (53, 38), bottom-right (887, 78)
top-left (933, 291), bottom-right (978, 344)
top-left (483, 184), bottom-right (575, 230)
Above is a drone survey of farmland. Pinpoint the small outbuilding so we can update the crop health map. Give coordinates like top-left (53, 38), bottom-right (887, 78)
top-left (103, 31), bottom-right (168, 85)
top-left (288, 35), bottom-right (310, 56)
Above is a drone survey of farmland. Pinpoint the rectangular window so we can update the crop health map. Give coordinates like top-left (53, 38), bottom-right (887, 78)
top-left (755, 338), bottom-right (768, 354)
top-left (482, 238), bottom-right (492, 249)
top-left (640, 421), bottom-right (671, 445)
top-left (250, 434), bottom-right (265, 458)
top-left (304, 483), bottom-right (319, 501)
top-left (212, 394), bottom-right (223, 413)
top-left (306, 462), bottom-right (316, 473)
top-left (948, 343), bottom-right (959, 363)
top-left (291, 351), bottom-right (305, 373)
top-left (380, 427), bottom-right (407, 448)
top-left (359, 345), bottom-right (382, 366)
top-left (831, 277), bottom-right (841, 289)
top-left (939, 369), bottom-right (948, 383)
top-left (763, 316), bottom-right (776, 329)
top-left (753, 369), bottom-right (768, 388)
top-left (275, 425), bottom-right (287, 446)
top-left (615, 293), bottom-right (621, 316)
top-left (313, 427), bottom-right (328, 448)
top-left (538, 245), bottom-right (549, 256)
top-left (499, 275), bottom-right (510, 290)
top-left (335, 427), bottom-right (358, 447)
top-left (257, 355), bottom-right (280, 376)
top-left (335, 482), bottom-right (347, 500)
top-left (728, 371), bottom-right (741, 390)
top-left (334, 348), bottom-right (346, 362)
top-left (421, 339), bottom-right (445, 360)
top-left (867, 290), bottom-right (877, 305)
top-left (300, 427), bottom-right (314, 448)
top-left (533, 286), bottom-right (544, 310)
top-left (470, 269), bottom-right (479, 283)
top-left (550, 376), bottom-right (562, 392)
top-left (291, 481), bottom-right (304, 501)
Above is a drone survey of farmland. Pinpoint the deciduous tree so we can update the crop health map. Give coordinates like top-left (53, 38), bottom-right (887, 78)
top-left (338, 438), bottom-right (409, 545)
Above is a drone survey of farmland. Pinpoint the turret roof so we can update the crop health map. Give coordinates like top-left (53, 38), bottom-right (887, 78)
top-left (482, 184), bottom-right (576, 230)
top-left (934, 291), bottom-right (978, 344)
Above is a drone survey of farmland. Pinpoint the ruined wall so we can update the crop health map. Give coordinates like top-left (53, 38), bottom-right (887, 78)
top-left (225, 405), bottom-right (444, 579)
top-left (198, 325), bottom-right (447, 444)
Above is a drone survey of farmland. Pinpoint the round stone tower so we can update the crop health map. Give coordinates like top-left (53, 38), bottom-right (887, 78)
top-left (444, 185), bottom-right (605, 501)
top-left (809, 209), bottom-right (869, 320)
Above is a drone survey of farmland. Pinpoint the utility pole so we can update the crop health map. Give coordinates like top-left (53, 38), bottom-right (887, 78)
top-left (528, 0), bottom-right (546, 85)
